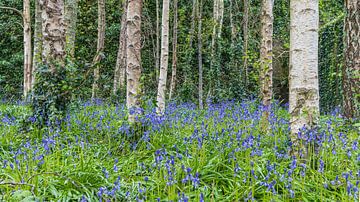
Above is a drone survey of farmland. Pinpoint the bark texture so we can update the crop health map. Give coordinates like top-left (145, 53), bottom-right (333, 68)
top-left (289, 0), bottom-right (320, 156)
top-left (343, 0), bottom-right (360, 119)
top-left (198, 0), bottom-right (203, 110)
top-left (113, 0), bottom-right (128, 94)
top-left (65, 0), bottom-right (78, 58)
top-left (23, 0), bottom-right (32, 99)
top-left (155, 0), bottom-right (160, 80)
top-left (126, 0), bottom-right (143, 123)
top-left (156, 0), bottom-right (170, 114)
top-left (243, 0), bottom-right (249, 85)
top-left (92, 0), bottom-right (106, 99)
top-left (260, 0), bottom-right (274, 113)
top-left (169, 0), bottom-right (178, 100)
top-left (32, 0), bottom-right (42, 89)
top-left (41, 0), bottom-right (66, 68)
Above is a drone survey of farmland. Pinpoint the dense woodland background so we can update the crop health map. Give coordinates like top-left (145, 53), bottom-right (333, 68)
top-left (0, 0), bottom-right (345, 113)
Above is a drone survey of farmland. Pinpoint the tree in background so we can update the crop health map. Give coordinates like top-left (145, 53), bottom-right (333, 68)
top-left (65, 0), bottom-right (79, 58)
top-left (23, 0), bottom-right (32, 100)
top-left (198, 0), bottom-right (203, 110)
top-left (113, 0), bottom-right (128, 95)
top-left (126, 0), bottom-right (143, 123)
top-left (343, 0), bottom-right (359, 119)
top-left (156, 0), bottom-right (170, 114)
top-left (169, 0), bottom-right (178, 101)
top-left (260, 0), bottom-right (274, 119)
top-left (289, 0), bottom-right (320, 157)
top-left (92, 0), bottom-right (106, 99)
top-left (32, 0), bottom-right (42, 91)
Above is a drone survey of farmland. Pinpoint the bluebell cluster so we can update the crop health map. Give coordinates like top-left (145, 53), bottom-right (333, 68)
top-left (0, 100), bottom-right (359, 201)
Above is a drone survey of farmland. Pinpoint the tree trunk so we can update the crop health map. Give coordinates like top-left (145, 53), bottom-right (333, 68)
top-left (210, 0), bottom-right (224, 97)
top-left (343, 0), bottom-right (360, 119)
top-left (23, 0), bottom-right (32, 100)
top-left (169, 0), bottom-right (178, 100)
top-left (289, 0), bottom-right (320, 157)
top-left (155, 0), bottom-right (160, 80)
top-left (243, 0), bottom-right (249, 86)
top-left (41, 0), bottom-right (66, 68)
top-left (156, 0), bottom-right (170, 114)
top-left (65, 0), bottom-right (78, 58)
top-left (260, 0), bottom-right (274, 115)
top-left (198, 0), bottom-right (203, 110)
top-left (113, 0), bottom-right (128, 95)
top-left (126, 0), bottom-right (143, 123)
top-left (32, 0), bottom-right (42, 90)
top-left (92, 0), bottom-right (106, 99)
top-left (189, 0), bottom-right (197, 49)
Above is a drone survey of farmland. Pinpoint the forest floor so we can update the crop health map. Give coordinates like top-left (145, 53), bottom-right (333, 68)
top-left (0, 100), bottom-right (359, 201)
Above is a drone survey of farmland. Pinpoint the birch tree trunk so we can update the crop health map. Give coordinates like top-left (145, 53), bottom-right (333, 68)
top-left (65, 0), bottom-right (78, 58)
top-left (289, 0), bottom-right (319, 157)
top-left (32, 0), bottom-right (42, 89)
top-left (210, 0), bottom-right (224, 96)
top-left (113, 0), bottom-right (128, 95)
top-left (243, 0), bottom-right (249, 86)
top-left (155, 0), bottom-right (160, 80)
top-left (41, 0), bottom-right (66, 68)
top-left (343, 0), bottom-right (360, 119)
top-left (126, 0), bottom-right (143, 123)
top-left (169, 0), bottom-right (178, 100)
top-left (92, 0), bottom-right (106, 99)
top-left (198, 0), bottom-right (204, 110)
top-left (189, 0), bottom-right (197, 49)
top-left (23, 0), bottom-right (32, 100)
top-left (260, 0), bottom-right (274, 116)
top-left (156, 0), bottom-right (170, 114)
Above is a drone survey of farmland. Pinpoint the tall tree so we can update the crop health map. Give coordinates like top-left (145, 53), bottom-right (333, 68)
top-left (155, 0), bottom-right (160, 80)
top-left (243, 0), bottom-right (249, 86)
top-left (343, 0), bottom-right (360, 119)
top-left (260, 0), bottom-right (274, 116)
top-left (156, 0), bottom-right (170, 114)
top-left (209, 0), bottom-right (224, 97)
top-left (289, 0), bottom-right (319, 156)
top-left (92, 0), bottom-right (106, 99)
top-left (198, 0), bottom-right (203, 110)
top-left (23, 0), bottom-right (32, 100)
top-left (113, 0), bottom-right (128, 95)
top-left (65, 0), bottom-right (79, 58)
top-left (169, 0), bottom-right (178, 100)
top-left (126, 0), bottom-right (143, 123)
top-left (41, 0), bottom-right (66, 67)
top-left (32, 0), bottom-right (42, 90)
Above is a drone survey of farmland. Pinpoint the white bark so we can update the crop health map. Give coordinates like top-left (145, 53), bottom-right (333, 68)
top-left (169, 0), bottom-right (178, 100)
top-left (92, 0), bottom-right (106, 99)
top-left (126, 0), bottom-right (143, 123)
top-left (156, 0), bottom-right (170, 114)
top-left (32, 0), bottom-right (42, 89)
top-left (260, 0), bottom-right (274, 112)
top-left (23, 0), bottom-right (32, 100)
top-left (289, 0), bottom-right (320, 154)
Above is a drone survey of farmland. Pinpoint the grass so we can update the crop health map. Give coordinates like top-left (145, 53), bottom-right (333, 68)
top-left (0, 100), bottom-right (359, 201)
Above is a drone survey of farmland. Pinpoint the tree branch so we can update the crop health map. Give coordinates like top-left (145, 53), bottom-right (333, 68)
top-left (0, 6), bottom-right (24, 19)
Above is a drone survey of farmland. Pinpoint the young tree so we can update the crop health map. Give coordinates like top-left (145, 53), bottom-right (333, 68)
top-left (260, 0), bottom-right (274, 117)
top-left (169, 0), bottom-right (178, 100)
top-left (113, 0), bottom-right (128, 95)
top-left (65, 0), bottom-right (79, 58)
top-left (198, 0), bottom-right (204, 110)
top-left (155, 0), bottom-right (160, 80)
top-left (126, 0), bottom-right (143, 123)
top-left (32, 0), bottom-right (42, 90)
top-left (92, 0), bottom-right (106, 99)
top-left (156, 0), bottom-right (170, 114)
top-left (343, 0), bottom-right (360, 119)
top-left (23, 0), bottom-right (32, 100)
top-left (289, 0), bottom-right (320, 156)
top-left (243, 0), bottom-right (249, 86)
